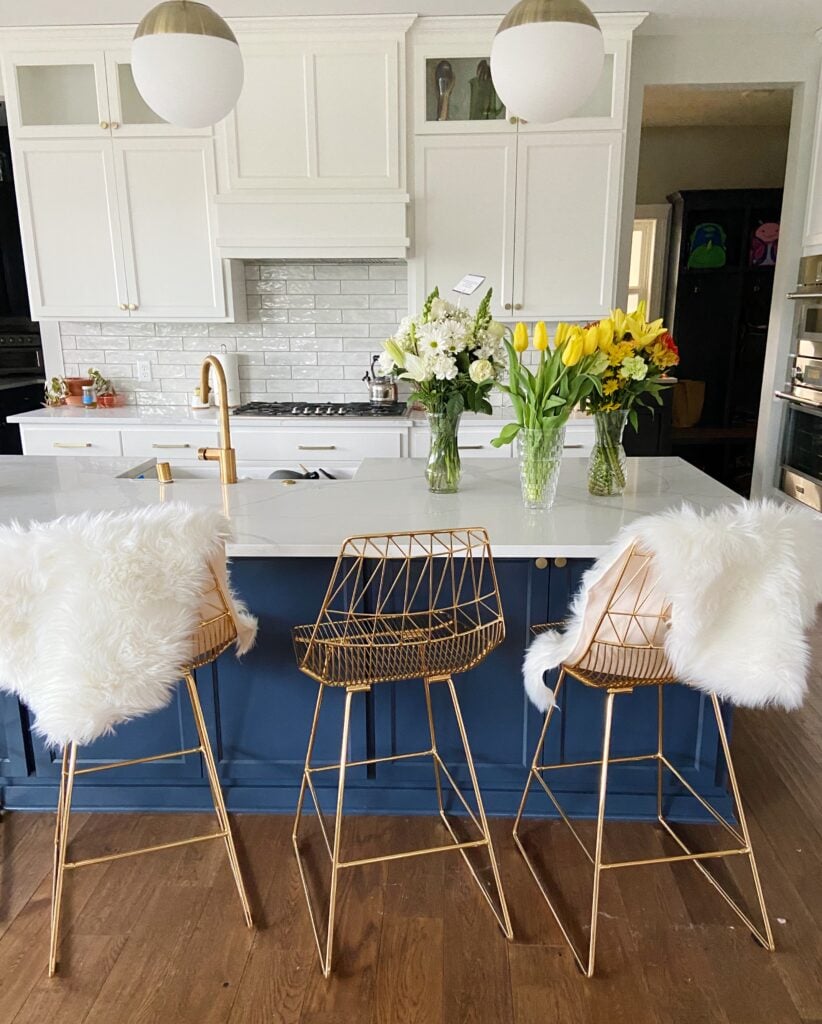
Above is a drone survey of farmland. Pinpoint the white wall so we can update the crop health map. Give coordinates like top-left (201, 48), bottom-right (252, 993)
top-left (619, 30), bottom-right (822, 499)
top-left (635, 125), bottom-right (790, 205)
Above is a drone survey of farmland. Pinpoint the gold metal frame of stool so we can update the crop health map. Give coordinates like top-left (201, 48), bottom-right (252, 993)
top-left (513, 549), bottom-right (775, 978)
top-left (48, 570), bottom-right (253, 977)
top-left (291, 528), bottom-right (513, 977)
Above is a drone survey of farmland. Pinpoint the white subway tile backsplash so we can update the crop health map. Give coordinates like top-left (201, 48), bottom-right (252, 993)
top-left (56, 260), bottom-right (407, 408)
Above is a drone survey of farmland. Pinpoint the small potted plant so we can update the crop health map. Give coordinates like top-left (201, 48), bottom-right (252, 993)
top-left (88, 367), bottom-right (119, 408)
top-left (63, 375), bottom-right (94, 406)
top-left (44, 376), bottom-right (68, 407)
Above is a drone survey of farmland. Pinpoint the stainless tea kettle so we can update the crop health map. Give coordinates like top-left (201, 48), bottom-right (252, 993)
top-left (363, 354), bottom-right (398, 405)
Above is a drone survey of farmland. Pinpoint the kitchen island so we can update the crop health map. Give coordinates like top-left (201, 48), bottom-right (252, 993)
top-left (0, 455), bottom-right (741, 821)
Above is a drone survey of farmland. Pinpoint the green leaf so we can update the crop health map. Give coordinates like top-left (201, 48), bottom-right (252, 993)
top-left (491, 422), bottom-right (521, 447)
top-left (628, 408), bottom-right (639, 432)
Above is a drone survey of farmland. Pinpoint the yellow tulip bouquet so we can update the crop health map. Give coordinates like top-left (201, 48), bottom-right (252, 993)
top-left (491, 321), bottom-right (608, 509)
top-left (581, 302), bottom-right (679, 496)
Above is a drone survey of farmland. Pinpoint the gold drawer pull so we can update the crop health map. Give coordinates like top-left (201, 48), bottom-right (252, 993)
top-left (459, 444), bottom-right (484, 450)
top-left (53, 441), bottom-right (92, 449)
top-left (152, 443), bottom-right (192, 449)
top-left (297, 444), bottom-right (337, 451)
top-left (563, 444), bottom-right (584, 449)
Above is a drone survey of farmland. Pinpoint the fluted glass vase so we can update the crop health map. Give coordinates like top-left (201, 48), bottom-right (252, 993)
top-left (517, 424), bottom-right (566, 511)
top-left (426, 409), bottom-right (462, 493)
top-left (588, 409), bottom-right (629, 497)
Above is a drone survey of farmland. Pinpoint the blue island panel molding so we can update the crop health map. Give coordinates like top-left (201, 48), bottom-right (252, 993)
top-left (0, 557), bottom-right (732, 822)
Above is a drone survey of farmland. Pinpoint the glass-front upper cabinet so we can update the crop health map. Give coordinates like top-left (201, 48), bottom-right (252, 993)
top-left (2, 48), bottom-right (210, 138)
top-left (412, 17), bottom-right (640, 134)
top-left (103, 51), bottom-right (211, 136)
top-left (7, 51), bottom-right (111, 136)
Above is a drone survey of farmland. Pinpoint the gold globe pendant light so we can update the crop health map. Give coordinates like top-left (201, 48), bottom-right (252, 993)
top-left (132, 1), bottom-right (243, 129)
top-left (490, 0), bottom-right (604, 124)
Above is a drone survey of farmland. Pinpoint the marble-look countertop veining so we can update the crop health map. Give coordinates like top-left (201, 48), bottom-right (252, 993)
top-left (0, 455), bottom-right (740, 558)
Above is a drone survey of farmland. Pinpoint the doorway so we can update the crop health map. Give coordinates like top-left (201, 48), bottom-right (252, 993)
top-left (630, 84), bottom-right (792, 495)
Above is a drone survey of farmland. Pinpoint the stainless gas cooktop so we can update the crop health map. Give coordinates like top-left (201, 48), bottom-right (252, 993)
top-left (232, 401), bottom-right (407, 418)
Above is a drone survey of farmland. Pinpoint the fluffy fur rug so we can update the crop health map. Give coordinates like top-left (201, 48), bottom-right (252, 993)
top-left (0, 504), bottom-right (257, 748)
top-left (524, 501), bottom-right (822, 713)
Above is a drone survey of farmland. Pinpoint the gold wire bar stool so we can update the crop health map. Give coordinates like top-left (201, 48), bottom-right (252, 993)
top-left (292, 528), bottom-right (513, 977)
top-left (49, 567), bottom-right (253, 977)
top-left (513, 543), bottom-right (774, 978)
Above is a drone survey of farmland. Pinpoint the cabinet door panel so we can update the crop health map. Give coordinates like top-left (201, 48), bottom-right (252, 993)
top-left (413, 135), bottom-right (516, 317)
top-left (224, 48), bottom-right (311, 188)
top-left (514, 131), bottom-right (623, 321)
top-left (115, 138), bottom-right (225, 319)
top-left (313, 45), bottom-right (398, 186)
top-left (15, 139), bottom-right (128, 319)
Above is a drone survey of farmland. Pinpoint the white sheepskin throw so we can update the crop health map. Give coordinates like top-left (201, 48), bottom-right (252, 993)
top-left (0, 503), bottom-right (257, 748)
top-left (524, 500), bottom-right (822, 713)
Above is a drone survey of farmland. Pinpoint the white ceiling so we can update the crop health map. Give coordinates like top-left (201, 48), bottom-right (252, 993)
top-left (642, 84), bottom-right (795, 128)
top-left (0, 0), bottom-right (819, 33)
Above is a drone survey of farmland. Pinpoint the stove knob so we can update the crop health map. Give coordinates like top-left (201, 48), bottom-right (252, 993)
top-left (291, 405), bottom-right (299, 414)
top-left (338, 407), bottom-right (345, 415)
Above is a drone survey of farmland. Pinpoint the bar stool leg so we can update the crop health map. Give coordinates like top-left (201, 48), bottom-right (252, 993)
top-left (513, 669), bottom-right (567, 841)
top-left (586, 690), bottom-right (616, 978)
top-left (183, 671), bottom-right (252, 929)
top-left (444, 676), bottom-right (513, 940)
top-left (322, 688), bottom-right (354, 978)
top-left (49, 742), bottom-right (77, 977)
top-left (710, 694), bottom-right (774, 950)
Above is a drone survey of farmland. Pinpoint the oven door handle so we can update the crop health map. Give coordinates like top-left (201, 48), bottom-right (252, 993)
top-left (774, 390), bottom-right (822, 410)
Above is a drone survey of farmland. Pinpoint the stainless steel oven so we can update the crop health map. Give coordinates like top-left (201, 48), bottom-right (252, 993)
top-left (779, 402), bottom-right (822, 512)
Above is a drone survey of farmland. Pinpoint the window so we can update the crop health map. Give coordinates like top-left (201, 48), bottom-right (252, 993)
top-left (628, 219), bottom-right (656, 313)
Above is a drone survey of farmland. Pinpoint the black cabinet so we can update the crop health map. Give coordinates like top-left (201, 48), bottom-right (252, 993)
top-left (665, 189), bottom-right (782, 495)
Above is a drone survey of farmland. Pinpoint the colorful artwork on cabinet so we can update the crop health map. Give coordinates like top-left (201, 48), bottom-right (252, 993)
top-left (686, 223), bottom-right (728, 269)
top-left (749, 221), bottom-right (779, 267)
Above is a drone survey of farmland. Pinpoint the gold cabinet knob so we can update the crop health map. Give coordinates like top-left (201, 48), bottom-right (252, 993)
top-left (514, 303), bottom-right (523, 310)
top-left (110, 121), bottom-right (120, 129)
top-left (535, 557), bottom-right (548, 570)
top-left (504, 302), bottom-right (512, 311)
top-left (128, 303), bottom-right (138, 311)
top-left (100, 120), bottom-right (109, 129)
top-left (554, 557), bottom-right (567, 568)
top-left (119, 303), bottom-right (128, 310)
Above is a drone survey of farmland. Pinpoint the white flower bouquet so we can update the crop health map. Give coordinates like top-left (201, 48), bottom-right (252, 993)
top-left (379, 288), bottom-right (507, 492)
top-left (379, 288), bottom-right (506, 416)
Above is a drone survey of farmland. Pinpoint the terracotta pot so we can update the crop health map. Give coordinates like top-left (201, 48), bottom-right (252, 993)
top-left (97, 394), bottom-right (120, 408)
top-left (64, 377), bottom-right (93, 407)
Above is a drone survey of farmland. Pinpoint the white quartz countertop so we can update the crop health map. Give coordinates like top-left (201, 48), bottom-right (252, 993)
top-left (0, 455), bottom-right (740, 558)
top-left (8, 406), bottom-right (593, 429)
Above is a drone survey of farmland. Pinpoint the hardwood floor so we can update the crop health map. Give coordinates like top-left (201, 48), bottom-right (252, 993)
top-left (1, 687), bottom-right (821, 1023)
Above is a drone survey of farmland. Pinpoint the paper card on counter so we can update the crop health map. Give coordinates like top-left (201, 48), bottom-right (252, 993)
top-left (452, 274), bottom-right (486, 296)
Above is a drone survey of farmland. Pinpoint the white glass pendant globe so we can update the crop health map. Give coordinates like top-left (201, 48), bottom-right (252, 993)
top-left (491, 0), bottom-right (604, 125)
top-left (132, 2), bottom-right (243, 129)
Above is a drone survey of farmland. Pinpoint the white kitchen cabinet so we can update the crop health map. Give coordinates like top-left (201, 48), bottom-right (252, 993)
top-left (412, 135), bottom-right (517, 317)
top-left (119, 427), bottom-right (219, 461)
top-left (412, 130), bottom-right (623, 321)
top-left (13, 136), bottom-right (227, 321)
top-left (513, 132), bottom-right (623, 321)
top-left (21, 425), bottom-right (123, 457)
top-left (219, 36), bottom-right (402, 192)
top-left (114, 139), bottom-right (225, 319)
top-left (1, 42), bottom-right (208, 139)
top-left (410, 15), bottom-right (644, 136)
top-left (15, 139), bottom-right (129, 319)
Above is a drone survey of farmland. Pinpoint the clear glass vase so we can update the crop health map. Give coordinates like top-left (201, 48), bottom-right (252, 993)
top-left (426, 409), bottom-right (462, 493)
top-left (588, 409), bottom-right (629, 497)
top-left (517, 424), bottom-right (566, 511)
